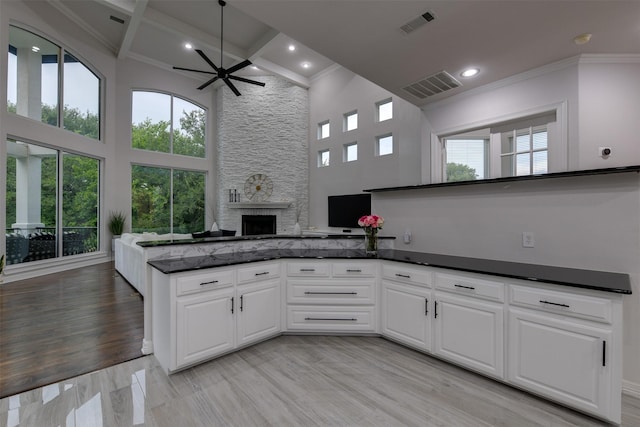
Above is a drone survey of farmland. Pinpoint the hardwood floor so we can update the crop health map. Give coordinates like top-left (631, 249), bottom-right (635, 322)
top-left (2, 335), bottom-right (640, 426)
top-left (0, 262), bottom-right (144, 399)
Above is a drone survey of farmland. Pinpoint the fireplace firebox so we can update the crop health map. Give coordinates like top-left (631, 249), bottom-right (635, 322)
top-left (242, 215), bottom-right (276, 236)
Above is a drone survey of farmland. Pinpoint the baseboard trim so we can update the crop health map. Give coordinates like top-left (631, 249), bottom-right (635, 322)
top-left (623, 380), bottom-right (640, 399)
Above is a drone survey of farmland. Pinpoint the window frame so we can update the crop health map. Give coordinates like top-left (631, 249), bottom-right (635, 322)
top-left (430, 102), bottom-right (566, 183)
top-left (318, 120), bottom-right (330, 140)
top-left (343, 142), bottom-right (358, 162)
top-left (376, 133), bottom-right (394, 156)
top-left (343, 111), bottom-right (358, 132)
top-left (376, 98), bottom-right (393, 122)
top-left (318, 149), bottom-right (330, 167)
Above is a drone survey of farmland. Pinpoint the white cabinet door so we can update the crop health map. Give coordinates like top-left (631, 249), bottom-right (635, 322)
top-left (237, 279), bottom-right (281, 347)
top-left (434, 292), bottom-right (504, 379)
top-left (381, 281), bottom-right (431, 351)
top-left (176, 287), bottom-right (235, 368)
top-left (508, 308), bottom-right (612, 419)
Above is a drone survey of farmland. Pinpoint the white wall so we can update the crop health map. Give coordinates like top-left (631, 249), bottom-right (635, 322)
top-left (369, 55), bottom-right (640, 387)
top-left (308, 67), bottom-right (422, 231)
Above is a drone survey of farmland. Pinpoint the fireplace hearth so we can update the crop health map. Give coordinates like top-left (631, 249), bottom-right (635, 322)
top-left (242, 215), bottom-right (276, 236)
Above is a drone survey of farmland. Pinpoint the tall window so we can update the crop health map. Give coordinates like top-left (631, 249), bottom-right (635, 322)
top-left (5, 139), bottom-right (100, 265)
top-left (501, 126), bottom-right (548, 176)
top-left (344, 111), bottom-right (358, 132)
top-left (318, 120), bottom-right (330, 139)
top-left (131, 165), bottom-right (205, 234)
top-left (7, 26), bottom-right (101, 140)
top-left (131, 91), bottom-right (206, 158)
top-left (444, 137), bottom-right (489, 182)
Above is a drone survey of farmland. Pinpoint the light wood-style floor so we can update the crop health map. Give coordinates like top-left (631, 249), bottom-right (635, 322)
top-left (2, 335), bottom-right (640, 426)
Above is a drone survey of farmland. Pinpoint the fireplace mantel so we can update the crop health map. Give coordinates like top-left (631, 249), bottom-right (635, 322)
top-left (228, 202), bottom-right (291, 209)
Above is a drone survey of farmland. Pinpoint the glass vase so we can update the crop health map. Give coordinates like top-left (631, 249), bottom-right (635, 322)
top-left (365, 230), bottom-right (378, 255)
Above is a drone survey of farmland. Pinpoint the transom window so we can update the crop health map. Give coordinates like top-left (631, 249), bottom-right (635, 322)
top-left (318, 150), bottom-right (330, 167)
top-left (377, 134), bottom-right (393, 156)
top-left (318, 120), bottom-right (330, 139)
top-left (501, 126), bottom-right (548, 176)
top-left (131, 91), bottom-right (206, 158)
top-left (7, 25), bottom-right (101, 140)
top-left (344, 111), bottom-right (358, 132)
top-left (344, 143), bottom-right (358, 162)
top-left (377, 99), bottom-right (393, 122)
top-left (444, 136), bottom-right (489, 182)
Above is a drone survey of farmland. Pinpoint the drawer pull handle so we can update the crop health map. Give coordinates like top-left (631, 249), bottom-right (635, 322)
top-left (304, 317), bottom-right (357, 321)
top-left (434, 301), bottom-right (438, 319)
top-left (395, 273), bottom-right (411, 279)
top-left (231, 296), bottom-right (234, 314)
top-left (200, 280), bottom-right (219, 286)
top-left (539, 300), bottom-right (570, 308)
top-left (425, 298), bottom-right (429, 316)
top-left (346, 269), bottom-right (362, 273)
top-left (255, 272), bottom-right (269, 276)
top-left (454, 284), bottom-right (475, 290)
top-left (300, 268), bottom-right (316, 272)
top-left (304, 292), bottom-right (357, 295)
top-left (602, 340), bottom-right (607, 367)
top-left (240, 295), bottom-right (244, 312)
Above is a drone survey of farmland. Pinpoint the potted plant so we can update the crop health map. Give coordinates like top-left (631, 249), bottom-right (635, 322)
top-left (108, 211), bottom-right (127, 252)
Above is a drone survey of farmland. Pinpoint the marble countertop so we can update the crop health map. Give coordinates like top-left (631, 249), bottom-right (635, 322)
top-left (137, 233), bottom-right (394, 247)
top-left (148, 248), bottom-right (632, 295)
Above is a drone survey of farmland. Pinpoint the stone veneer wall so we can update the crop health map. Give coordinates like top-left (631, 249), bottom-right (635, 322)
top-left (216, 76), bottom-right (309, 234)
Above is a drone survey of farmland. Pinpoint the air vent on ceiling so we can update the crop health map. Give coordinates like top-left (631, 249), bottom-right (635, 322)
top-left (109, 15), bottom-right (125, 24)
top-left (400, 11), bottom-right (435, 35)
top-left (402, 71), bottom-right (462, 99)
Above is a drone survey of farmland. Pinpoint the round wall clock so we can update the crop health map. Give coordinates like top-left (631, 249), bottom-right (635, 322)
top-left (244, 173), bottom-right (273, 202)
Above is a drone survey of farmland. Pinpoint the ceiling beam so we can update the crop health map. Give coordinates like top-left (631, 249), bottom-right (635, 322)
top-left (117, 0), bottom-right (148, 59)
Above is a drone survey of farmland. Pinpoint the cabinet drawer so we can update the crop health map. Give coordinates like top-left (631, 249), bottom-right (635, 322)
top-left (237, 262), bottom-right (281, 284)
top-left (382, 263), bottom-right (431, 288)
top-left (435, 272), bottom-right (504, 302)
top-left (286, 306), bottom-right (376, 332)
top-left (287, 280), bottom-right (375, 305)
top-left (287, 262), bottom-right (330, 277)
top-left (332, 262), bottom-right (377, 278)
top-left (176, 269), bottom-right (234, 296)
top-left (509, 285), bottom-right (612, 324)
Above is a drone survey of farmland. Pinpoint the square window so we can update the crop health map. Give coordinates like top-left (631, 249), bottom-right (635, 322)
top-left (344, 143), bottom-right (358, 162)
top-left (377, 99), bottom-right (393, 122)
top-left (318, 121), bottom-right (330, 139)
top-left (318, 150), bottom-right (330, 167)
top-left (377, 134), bottom-right (393, 156)
top-left (444, 138), bottom-right (488, 182)
top-left (344, 111), bottom-right (358, 132)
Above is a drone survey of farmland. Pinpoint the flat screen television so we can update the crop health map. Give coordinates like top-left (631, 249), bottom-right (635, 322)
top-left (328, 193), bottom-right (371, 228)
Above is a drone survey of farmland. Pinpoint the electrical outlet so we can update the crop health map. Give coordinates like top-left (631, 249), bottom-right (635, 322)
top-left (522, 232), bottom-right (535, 248)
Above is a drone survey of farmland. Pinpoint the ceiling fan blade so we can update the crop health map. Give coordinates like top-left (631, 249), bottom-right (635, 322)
top-left (223, 78), bottom-right (242, 96)
top-left (228, 75), bottom-right (266, 87)
top-left (197, 76), bottom-right (220, 90)
top-left (173, 66), bottom-right (217, 75)
top-left (196, 49), bottom-right (219, 72)
top-left (226, 59), bottom-right (252, 75)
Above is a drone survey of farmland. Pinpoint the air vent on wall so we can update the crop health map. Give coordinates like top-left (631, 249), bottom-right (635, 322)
top-left (400, 11), bottom-right (435, 35)
top-left (402, 71), bottom-right (461, 99)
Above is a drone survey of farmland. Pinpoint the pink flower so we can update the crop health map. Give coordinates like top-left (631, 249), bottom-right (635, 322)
top-left (358, 214), bottom-right (384, 230)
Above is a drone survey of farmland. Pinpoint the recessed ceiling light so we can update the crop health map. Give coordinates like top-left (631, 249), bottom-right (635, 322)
top-left (302, 62), bottom-right (310, 69)
top-left (460, 68), bottom-right (479, 78)
top-left (31, 46), bottom-right (40, 52)
top-left (288, 44), bottom-right (296, 52)
top-left (251, 65), bottom-right (259, 70)
top-left (184, 43), bottom-right (193, 49)
top-left (573, 33), bottom-right (592, 45)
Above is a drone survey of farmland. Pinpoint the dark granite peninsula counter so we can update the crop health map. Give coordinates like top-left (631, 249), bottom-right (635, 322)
top-left (148, 248), bottom-right (631, 294)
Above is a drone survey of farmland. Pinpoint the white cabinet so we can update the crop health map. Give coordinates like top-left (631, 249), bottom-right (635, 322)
top-left (152, 262), bottom-right (281, 373)
top-left (286, 260), bottom-right (377, 332)
top-left (432, 271), bottom-right (504, 379)
top-left (176, 286), bottom-right (235, 367)
top-left (237, 279), bottom-right (280, 346)
top-left (507, 284), bottom-right (621, 423)
top-left (380, 262), bottom-right (432, 351)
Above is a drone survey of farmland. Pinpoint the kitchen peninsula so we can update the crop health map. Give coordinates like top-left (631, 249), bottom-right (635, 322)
top-left (143, 234), bottom-right (630, 424)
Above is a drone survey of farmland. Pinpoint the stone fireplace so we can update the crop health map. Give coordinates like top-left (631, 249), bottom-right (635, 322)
top-left (242, 215), bottom-right (276, 236)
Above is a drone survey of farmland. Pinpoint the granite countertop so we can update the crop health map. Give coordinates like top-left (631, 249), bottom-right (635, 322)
top-left (137, 233), bottom-right (394, 247)
top-left (148, 248), bottom-right (632, 295)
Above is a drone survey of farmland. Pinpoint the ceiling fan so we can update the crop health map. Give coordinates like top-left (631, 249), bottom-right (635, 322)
top-left (173, 0), bottom-right (265, 96)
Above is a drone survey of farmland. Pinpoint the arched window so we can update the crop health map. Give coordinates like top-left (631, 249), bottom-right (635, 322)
top-left (7, 25), bottom-right (101, 140)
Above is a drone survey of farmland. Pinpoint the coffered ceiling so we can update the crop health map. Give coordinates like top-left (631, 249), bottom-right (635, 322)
top-left (29, 0), bottom-right (640, 106)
